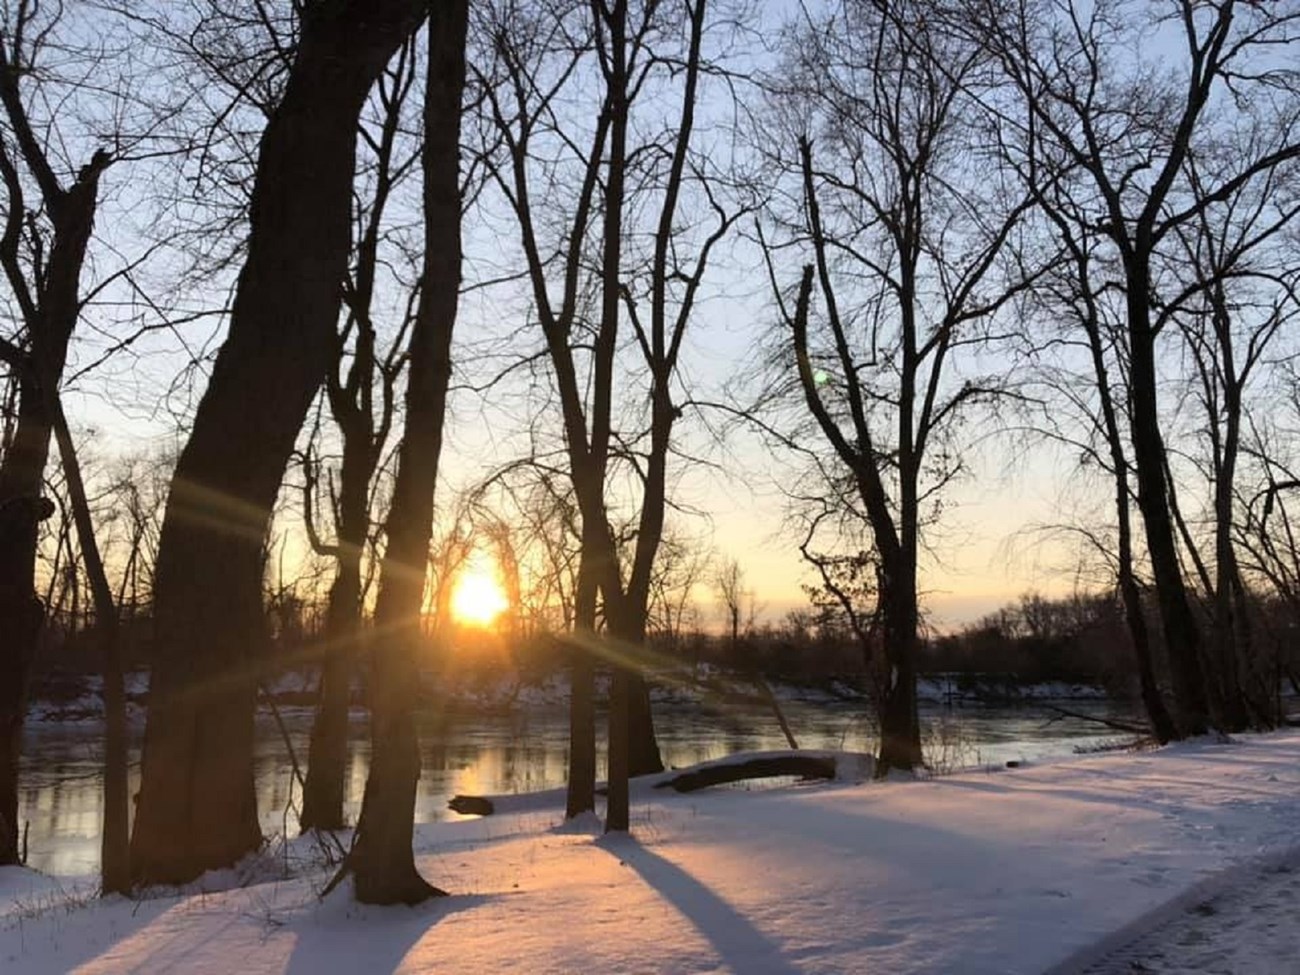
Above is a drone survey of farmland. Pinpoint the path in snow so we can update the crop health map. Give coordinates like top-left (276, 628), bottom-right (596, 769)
top-left (1081, 859), bottom-right (1300, 975)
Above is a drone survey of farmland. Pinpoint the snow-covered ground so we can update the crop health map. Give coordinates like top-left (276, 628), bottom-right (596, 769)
top-left (4, 732), bottom-right (1300, 974)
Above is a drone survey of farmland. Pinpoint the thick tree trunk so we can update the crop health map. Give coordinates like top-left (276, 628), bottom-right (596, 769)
top-left (875, 557), bottom-right (923, 775)
top-left (130, 0), bottom-right (426, 887)
top-left (349, 1), bottom-right (466, 906)
top-left (1125, 274), bottom-right (1209, 737)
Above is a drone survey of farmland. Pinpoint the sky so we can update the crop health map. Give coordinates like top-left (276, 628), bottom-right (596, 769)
top-left (40, 0), bottom-right (1263, 638)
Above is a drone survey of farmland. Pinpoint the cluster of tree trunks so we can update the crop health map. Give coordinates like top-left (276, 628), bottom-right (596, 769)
top-left (130, 0), bottom-right (428, 887)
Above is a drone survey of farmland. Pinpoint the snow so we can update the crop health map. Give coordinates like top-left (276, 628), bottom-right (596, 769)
top-left (4, 732), bottom-right (1300, 974)
top-left (1076, 854), bottom-right (1300, 974)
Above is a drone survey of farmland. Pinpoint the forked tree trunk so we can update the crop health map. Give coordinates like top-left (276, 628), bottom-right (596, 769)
top-left (348, 0), bottom-right (467, 906)
top-left (130, 0), bottom-right (427, 887)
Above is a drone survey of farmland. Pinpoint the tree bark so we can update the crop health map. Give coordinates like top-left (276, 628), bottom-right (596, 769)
top-left (130, 0), bottom-right (427, 887)
top-left (1071, 240), bottom-right (1178, 743)
top-left (348, 0), bottom-right (466, 905)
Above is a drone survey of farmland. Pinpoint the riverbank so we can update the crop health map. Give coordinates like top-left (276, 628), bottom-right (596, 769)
top-left (4, 731), bottom-right (1300, 973)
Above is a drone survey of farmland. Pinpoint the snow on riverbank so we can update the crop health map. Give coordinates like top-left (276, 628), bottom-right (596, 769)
top-left (5, 732), bottom-right (1300, 974)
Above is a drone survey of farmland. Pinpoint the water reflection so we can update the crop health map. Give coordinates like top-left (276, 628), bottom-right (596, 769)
top-left (19, 695), bottom-right (1136, 876)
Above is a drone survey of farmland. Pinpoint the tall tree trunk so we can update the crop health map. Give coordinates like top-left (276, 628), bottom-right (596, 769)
top-left (605, 594), bottom-right (634, 833)
top-left (348, 0), bottom-right (467, 905)
top-left (299, 553), bottom-right (361, 832)
top-left (1079, 274), bottom-right (1178, 743)
top-left (565, 556), bottom-right (597, 819)
top-left (0, 147), bottom-right (105, 866)
top-left (1125, 268), bottom-right (1209, 736)
top-left (45, 387), bottom-right (128, 894)
top-left (1208, 339), bottom-right (1250, 730)
top-left (300, 437), bottom-right (369, 832)
top-left (130, 0), bottom-right (427, 887)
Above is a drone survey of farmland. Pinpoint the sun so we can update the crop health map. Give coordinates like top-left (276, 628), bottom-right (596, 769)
top-left (449, 565), bottom-right (510, 628)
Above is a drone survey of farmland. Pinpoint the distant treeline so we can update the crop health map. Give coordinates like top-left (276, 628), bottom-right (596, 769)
top-left (33, 588), bottom-right (1300, 705)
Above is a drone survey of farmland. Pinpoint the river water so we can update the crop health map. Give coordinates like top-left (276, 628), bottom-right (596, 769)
top-left (18, 689), bottom-right (1139, 877)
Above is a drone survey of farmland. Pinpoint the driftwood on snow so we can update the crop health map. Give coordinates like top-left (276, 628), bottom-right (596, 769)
top-left (653, 754), bottom-right (836, 793)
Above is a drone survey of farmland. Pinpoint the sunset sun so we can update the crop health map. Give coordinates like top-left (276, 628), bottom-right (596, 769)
top-left (449, 565), bottom-right (510, 628)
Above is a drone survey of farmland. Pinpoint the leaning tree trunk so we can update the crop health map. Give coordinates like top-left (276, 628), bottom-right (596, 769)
top-left (0, 154), bottom-right (105, 866)
top-left (348, 0), bottom-right (467, 906)
top-left (130, 0), bottom-right (427, 887)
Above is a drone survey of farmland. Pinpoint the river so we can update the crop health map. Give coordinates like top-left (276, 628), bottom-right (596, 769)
top-left (18, 687), bottom-right (1140, 876)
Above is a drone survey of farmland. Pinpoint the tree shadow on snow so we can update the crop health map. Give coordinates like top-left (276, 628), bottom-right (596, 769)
top-left (283, 892), bottom-right (495, 975)
top-left (597, 836), bottom-right (801, 975)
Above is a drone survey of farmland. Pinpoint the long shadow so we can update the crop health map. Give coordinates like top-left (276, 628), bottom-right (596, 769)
top-left (283, 893), bottom-right (494, 975)
top-left (598, 836), bottom-right (801, 975)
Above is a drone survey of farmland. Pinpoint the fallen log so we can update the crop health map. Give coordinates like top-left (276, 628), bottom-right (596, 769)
top-left (653, 754), bottom-right (836, 793)
top-left (1043, 704), bottom-right (1148, 735)
top-left (448, 795), bottom-right (495, 816)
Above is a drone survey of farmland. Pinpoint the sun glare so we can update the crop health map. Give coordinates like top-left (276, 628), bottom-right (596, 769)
top-left (450, 565), bottom-right (510, 628)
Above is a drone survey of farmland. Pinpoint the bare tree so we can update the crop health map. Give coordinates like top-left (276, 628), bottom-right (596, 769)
top-left (1168, 163), bottom-right (1299, 726)
top-left (131, 0), bottom-right (427, 886)
top-left (0, 0), bottom-right (122, 868)
top-left (298, 37), bottom-right (417, 834)
top-left (970, 0), bottom-right (1300, 733)
top-left (760, 0), bottom-right (1033, 774)
top-left (477, 0), bottom-right (730, 830)
top-left (345, 0), bottom-right (468, 905)
top-left (714, 557), bottom-right (749, 654)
